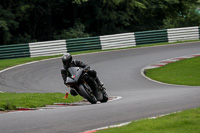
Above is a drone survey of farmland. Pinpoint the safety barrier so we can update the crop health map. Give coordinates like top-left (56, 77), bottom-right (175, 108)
top-left (0, 43), bottom-right (30, 59)
top-left (0, 26), bottom-right (199, 60)
top-left (29, 40), bottom-right (67, 57)
top-left (66, 37), bottom-right (101, 53)
top-left (199, 26), bottom-right (200, 39)
top-left (100, 33), bottom-right (136, 50)
top-left (167, 27), bottom-right (199, 43)
top-left (135, 29), bottom-right (168, 45)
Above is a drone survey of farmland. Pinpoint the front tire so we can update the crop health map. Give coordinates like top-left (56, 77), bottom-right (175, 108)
top-left (78, 84), bottom-right (97, 104)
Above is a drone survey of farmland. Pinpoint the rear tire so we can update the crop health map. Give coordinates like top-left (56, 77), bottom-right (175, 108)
top-left (100, 88), bottom-right (108, 103)
top-left (78, 85), bottom-right (97, 104)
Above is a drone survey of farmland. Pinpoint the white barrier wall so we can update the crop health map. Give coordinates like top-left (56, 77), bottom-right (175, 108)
top-left (167, 27), bottom-right (199, 43)
top-left (100, 33), bottom-right (136, 50)
top-left (6, 26), bottom-right (198, 59)
top-left (29, 40), bottom-right (67, 57)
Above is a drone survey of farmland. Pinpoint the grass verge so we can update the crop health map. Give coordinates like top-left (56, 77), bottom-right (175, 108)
top-left (0, 93), bottom-right (83, 111)
top-left (98, 107), bottom-right (200, 133)
top-left (145, 56), bottom-right (200, 86)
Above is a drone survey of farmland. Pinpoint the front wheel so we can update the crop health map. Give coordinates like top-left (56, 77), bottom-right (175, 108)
top-left (78, 84), bottom-right (97, 104)
top-left (100, 87), bottom-right (109, 103)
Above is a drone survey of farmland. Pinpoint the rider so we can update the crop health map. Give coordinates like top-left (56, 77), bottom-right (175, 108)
top-left (61, 53), bottom-right (104, 96)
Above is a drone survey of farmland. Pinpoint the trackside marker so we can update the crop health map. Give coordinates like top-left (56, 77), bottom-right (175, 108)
top-left (152, 64), bottom-right (165, 67)
top-left (64, 92), bottom-right (69, 99)
top-left (17, 108), bottom-right (37, 111)
top-left (174, 58), bottom-right (187, 60)
top-left (192, 55), bottom-right (200, 57)
top-left (160, 61), bottom-right (174, 63)
top-left (81, 130), bottom-right (97, 133)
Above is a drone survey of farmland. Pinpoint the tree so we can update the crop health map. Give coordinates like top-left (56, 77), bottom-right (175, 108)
top-left (0, 0), bottom-right (199, 45)
top-left (0, 5), bottom-right (18, 45)
top-left (162, 0), bottom-right (200, 28)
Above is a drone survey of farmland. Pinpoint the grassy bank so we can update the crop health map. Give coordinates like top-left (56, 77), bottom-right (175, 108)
top-left (98, 107), bottom-right (200, 133)
top-left (0, 93), bottom-right (83, 111)
top-left (145, 56), bottom-right (200, 86)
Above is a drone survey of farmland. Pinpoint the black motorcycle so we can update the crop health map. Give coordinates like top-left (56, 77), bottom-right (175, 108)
top-left (66, 67), bottom-right (108, 104)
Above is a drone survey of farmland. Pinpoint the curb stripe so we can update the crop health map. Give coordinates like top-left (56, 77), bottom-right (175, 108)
top-left (141, 53), bottom-right (200, 86)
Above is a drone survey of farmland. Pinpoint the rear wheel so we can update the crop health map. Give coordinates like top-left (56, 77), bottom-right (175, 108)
top-left (78, 84), bottom-right (97, 104)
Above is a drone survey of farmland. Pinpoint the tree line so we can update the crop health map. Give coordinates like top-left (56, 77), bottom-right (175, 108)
top-left (0, 0), bottom-right (200, 45)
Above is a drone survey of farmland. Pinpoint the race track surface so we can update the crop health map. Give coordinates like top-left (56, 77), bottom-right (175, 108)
top-left (0, 42), bottom-right (200, 133)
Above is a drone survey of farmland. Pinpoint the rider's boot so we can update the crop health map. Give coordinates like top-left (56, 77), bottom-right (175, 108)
top-left (70, 89), bottom-right (78, 96)
top-left (94, 77), bottom-right (104, 90)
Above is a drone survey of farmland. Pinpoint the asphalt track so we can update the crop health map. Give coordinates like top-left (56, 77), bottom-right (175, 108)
top-left (0, 42), bottom-right (200, 133)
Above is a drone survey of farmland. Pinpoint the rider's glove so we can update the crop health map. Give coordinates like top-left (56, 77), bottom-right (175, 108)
top-left (64, 81), bottom-right (68, 86)
top-left (83, 66), bottom-right (90, 72)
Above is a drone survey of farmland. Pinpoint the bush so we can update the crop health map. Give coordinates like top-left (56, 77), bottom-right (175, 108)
top-left (0, 102), bottom-right (16, 110)
top-left (163, 6), bottom-right (200, 29)
top-left (54, 22), bottom-right (90, 39)
top-left (0, 106), bottom-right (5, 111)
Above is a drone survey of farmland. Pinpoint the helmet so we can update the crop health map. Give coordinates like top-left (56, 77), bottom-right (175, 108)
top-left (62, 53), bottom-right (72, 67)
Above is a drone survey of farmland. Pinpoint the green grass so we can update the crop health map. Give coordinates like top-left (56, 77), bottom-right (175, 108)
top-left (0, 93), bottom-right (83, 111)
top-left (145, 56), bottom-right (200, 86)
top-left (98, 107), bottom-right (200, 133)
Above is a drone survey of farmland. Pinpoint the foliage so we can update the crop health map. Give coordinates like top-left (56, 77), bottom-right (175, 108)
top-left (54, 22), bottom-right (90, 39)
top-left (0, 5), bottom-right (17, 45)
top-left (163, 1), bottom-right (200, 28)
top-left (0, 0), bottom-right (199, 45)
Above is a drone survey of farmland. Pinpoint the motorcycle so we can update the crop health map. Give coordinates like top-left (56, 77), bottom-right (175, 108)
top-left (66, 67), bottom-right (108, 104)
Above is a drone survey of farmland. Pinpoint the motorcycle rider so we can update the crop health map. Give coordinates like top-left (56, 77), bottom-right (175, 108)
top-left (61, 53), bottom-right (104, 96)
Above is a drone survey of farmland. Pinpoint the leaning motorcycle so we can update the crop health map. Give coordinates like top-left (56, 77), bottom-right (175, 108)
top-left (66, 67), bottom-right (108, 104)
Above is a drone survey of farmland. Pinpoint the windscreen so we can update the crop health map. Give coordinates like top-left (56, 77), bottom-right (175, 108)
top-left (68, 67), bottom-right (80, 76)
top-left (68, 67), bottom-right (83, 81)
